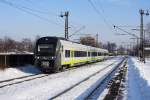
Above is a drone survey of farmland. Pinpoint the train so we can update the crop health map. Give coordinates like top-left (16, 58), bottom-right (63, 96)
top-left (34, 36), bottom-right (109, 73)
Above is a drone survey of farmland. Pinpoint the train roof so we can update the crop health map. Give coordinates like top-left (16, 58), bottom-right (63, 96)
top-left (37, 36), bottom-right (108, 52)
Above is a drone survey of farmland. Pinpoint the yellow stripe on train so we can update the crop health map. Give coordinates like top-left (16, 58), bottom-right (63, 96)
top-left (62, 56), bottom-right (105, 66)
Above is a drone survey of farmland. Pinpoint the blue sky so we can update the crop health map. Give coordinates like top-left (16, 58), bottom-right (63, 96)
top-left (0, 0), bottom-right (150, 46)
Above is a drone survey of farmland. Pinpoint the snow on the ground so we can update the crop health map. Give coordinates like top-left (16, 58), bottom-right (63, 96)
top-left (145, 58), bottom-right (150, 65)
top-left (54, 60), bottom-right (120, 100)
top-left (0, 65), bottom-right (41, 81)
top-left (122, 65), bottom-right (128, 100)
top-left (97, 88), bottom-right (109, 100)
top-left (0, 57), bottom-right (122, 100)
top-left (127, 57), bottom-right (150, 100)
top-left (0, 52), bottom-right (33, 55)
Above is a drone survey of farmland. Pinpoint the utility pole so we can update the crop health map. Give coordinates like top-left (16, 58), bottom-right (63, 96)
top-left (60, 11), bottom-right (69, 40)
top-left (137, 38), bottom-right (139, 57)
top-left (130, 37), bottom-right (140, 57)
top-left (96, 33), bottom-right (98, 47)
top-left (139, 9), bottom-right (149, 63)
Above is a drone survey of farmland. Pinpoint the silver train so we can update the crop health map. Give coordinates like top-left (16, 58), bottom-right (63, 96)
top-left (34, 36), bottom-right (109, 72)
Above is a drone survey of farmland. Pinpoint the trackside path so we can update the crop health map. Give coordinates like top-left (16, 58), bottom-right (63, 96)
top-left (126, 57), bottom-right (150, 100)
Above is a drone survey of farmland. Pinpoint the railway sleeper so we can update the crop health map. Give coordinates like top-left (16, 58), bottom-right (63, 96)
top-left (103, 61), bottom-right (127, 100)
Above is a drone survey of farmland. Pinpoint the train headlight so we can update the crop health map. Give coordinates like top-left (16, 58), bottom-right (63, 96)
top-left (35, 56), bottom-right (39, 59)
top-left (51, 56), bottom-right (56, 60)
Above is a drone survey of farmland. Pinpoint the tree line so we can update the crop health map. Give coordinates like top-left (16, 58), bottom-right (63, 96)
top-left (0, 35), bottom-right (117, 54)
top-left (80, 35), bottom-right (117, 54)
top-left (0, 36), bottom-right (40, 53)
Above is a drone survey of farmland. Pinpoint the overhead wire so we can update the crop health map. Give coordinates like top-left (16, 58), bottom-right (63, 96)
top-left (97, 0), bottom-right (114, 26)
top-left (114, 25), bottom-right (139, 38)
top-left (0, 0), bottom-right (87, 38)
top-left (69, 26), bottom-right (86, 38)
top-left (97, 0), bottom-right (142, 37)
top-left (23, 0), bottom-right (86, 37)
top-left (25, 0), bottom-right (87, 37)
top-left (22, 0), bottom-right (58, 16)
top-left (23, 0), bottom-right (86, 35)
top-left (88, 0), bottom-right (139, 39)
top-left (88, 0), bottom-right (114, 31)
top-left (115, 25), bottom-right (140, 28)
top-left (0, 0), bottom-right (64, 27)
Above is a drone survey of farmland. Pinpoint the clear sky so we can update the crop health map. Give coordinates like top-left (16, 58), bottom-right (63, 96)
top-left (0, 0), bottom-right (150, 46)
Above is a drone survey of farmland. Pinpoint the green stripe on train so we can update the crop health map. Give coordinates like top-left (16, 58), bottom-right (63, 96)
top-left (62, 56), bottom-right (105, 66)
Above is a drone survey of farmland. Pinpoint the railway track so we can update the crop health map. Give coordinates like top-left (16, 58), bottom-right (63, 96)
top-left (0, 57), bottom-right (117, 90)
top-left (50, 57), bottom-right (125, 100)
top-left (86, 58), bottom-right (127, 100)
top-left (103, 59), bottom-right (127, 100)
top-left (0, 73), bottom-right (49, 88)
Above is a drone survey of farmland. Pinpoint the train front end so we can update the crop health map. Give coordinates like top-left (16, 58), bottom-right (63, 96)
top-left (34, 37), bottom-right (60, 73)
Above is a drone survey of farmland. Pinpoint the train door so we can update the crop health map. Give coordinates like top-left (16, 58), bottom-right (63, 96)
top-left (87, 51), bottom-right (90, 62)
top-left (60, 45), bottom-right (64, 66)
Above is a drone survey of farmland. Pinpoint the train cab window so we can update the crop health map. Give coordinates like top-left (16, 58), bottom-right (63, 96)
top-left (65, 50), bottom-right (70, 57)
top-left (37, 44), bottom-right (55, 56)
top-left (38, 44), bottom-right (54, 52)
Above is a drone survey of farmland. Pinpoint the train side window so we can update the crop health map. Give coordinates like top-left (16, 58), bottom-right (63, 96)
top-left (74, 51), bottom-right (87, 57)
top-left (98, 52), bottom-right (101, 56)
top-left (92, 52), bottom-right (97, 56)
top-left (104, 53), bottom-right (105, 56)
top-left (74, 51), bottom-right (79, 57)
top-left (92, 52), bottom-right (94, 56)
top-left (88, 52), bottom-right (90, 57)
top-left (96, 52), bottom-right (98, 56)
top-left (65, 50), bottom-right (70, 57)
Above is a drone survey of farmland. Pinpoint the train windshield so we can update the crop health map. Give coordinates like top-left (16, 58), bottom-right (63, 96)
top-left (37, 44), bottom-right (56, 56)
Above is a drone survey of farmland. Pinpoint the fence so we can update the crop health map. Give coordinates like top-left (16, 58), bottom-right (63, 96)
top-left (0, 53), bottom-right (34, 69)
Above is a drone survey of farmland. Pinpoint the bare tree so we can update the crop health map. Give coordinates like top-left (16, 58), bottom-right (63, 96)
top-left (80, 35), bottom-right (96, 47)
top-left (3, 36), bottom-right (16, 52)
top-left (117, 45), bottom-right (126, 55)
top-left (21, 38), bottom-right (33, 52)
top-left (0, 37), bottom-right (35, 53)
top-left (0, 38), bottom-right (4, 52)
top-left (145, 23), bottom-right (150, 45)
top-left (102, 42), bottom-right (117, 54)
top-left (146, 23), bottom-right (150, 38)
